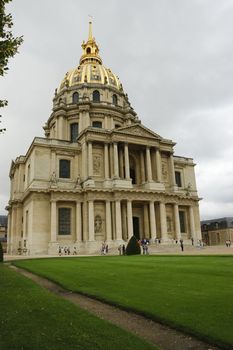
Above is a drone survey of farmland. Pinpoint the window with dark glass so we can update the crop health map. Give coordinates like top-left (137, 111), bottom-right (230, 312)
top-left (92, 121), bottom-right (102, 128)
top-left (59, 159), bottom-right (70, 178)
top-left (72, 92), bottom-right (79, 104)
top-left (179, 211), bottom-right (186, 233)
top-left (93, 90), bottom-right (100, 102)
top-left (70, 123), bottom-right (79, 142)
top-left (175, 171), bottom-right (182, 187)
top-left (112, 94), bottom-right (118, 105)
top-left (58, 208), bottom-right (71, 235)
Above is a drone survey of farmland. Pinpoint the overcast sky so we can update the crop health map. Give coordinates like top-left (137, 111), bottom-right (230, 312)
top-left (1, 0), bottom-right (233, 220)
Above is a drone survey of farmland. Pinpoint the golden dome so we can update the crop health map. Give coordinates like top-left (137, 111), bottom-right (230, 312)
top-left (58, 22), bottom-right (123, 93)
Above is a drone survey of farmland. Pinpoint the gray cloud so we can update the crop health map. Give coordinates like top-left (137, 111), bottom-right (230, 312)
top-left (1, 0), bottom-right (233, 219)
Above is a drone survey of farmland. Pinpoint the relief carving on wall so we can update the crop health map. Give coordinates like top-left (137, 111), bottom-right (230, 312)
top-left (162, 160), bottom-right (168, 182)
top-left (93, 155), bottom-right (101, 175)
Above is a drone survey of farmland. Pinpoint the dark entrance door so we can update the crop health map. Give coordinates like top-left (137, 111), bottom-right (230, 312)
top-left (133, 217), bottom-right (140, 240)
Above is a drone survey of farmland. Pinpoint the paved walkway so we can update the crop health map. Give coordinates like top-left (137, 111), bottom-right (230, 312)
top-left (10, 264), bottom-right (221, 350)
top-left (4, 245), bottom-right (233, 261)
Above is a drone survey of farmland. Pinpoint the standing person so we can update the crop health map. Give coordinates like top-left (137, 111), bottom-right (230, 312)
top-left (58, 246), bottom-right (62, 256)
top-left (122, 244), bottom-right (126, 255)
top-left (118, 245), bottom-right (122, 255)
top-left (106, 244), bottom-right (109, 254)
top-left (73, 246), bottom-right (77, 255)
top-left (180, 239), bottom-right (184, 252)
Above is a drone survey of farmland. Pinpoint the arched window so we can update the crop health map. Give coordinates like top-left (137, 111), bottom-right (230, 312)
top-left (70, 123), bottom-right (79, 142)
top-left (112, 94), bottom-right (118, 106)
top-left (92, 121), bottom-right (102, 128)
top-left (72, 92), bottom-right (79, 104)
top-left (93, 90), bottom-right (100, 103)
top-left (86, 47), bottom-right (91, 54)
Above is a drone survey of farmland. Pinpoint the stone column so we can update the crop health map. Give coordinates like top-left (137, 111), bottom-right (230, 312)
top-left (140, 151), bottom-right (146, 183)
top-left (7, 212), bottom-right (12, 254)
top-left (146, 146), bottom-right (152, 182)
top-left (122, 203), bottom-right (127, 240)
top-left (50, 200), bottom-right (57, 242)
top-left (82, 142), bottom-right (87, 179)
top-left (88, 142), bottom-right (93, 177)
top-left (76, 201), bottom-right (82, 242)
top-left (119, 148), bottom-right (124, 178)
top-left (155, 149), bottom-right (162, 182)
top-left (82, 201), bottom-right (88, 241)
top-left (104, 143), bottom-right (109, 179)
top-left (88, 200), bottom-right (95, 241)
top-left (124, 143), bottom-right (130, 179)
top-left (115, 200), bottom-right (122, 240)
top-left (159, 202), bottom-right (168, 241)
top-left (189, 206), bottom-right (196, 240)
top-left (149, 201), bottom-right (157, 241)
top-left (113, 142), bottom-right (119, 178)
top-left (143, 203), bottom-right (149, 237)
top-left (169, 153), bottom-right (176, 186)
top-left (57, 116), bottom-right (63, 139)
top-left (174, 203), bottom-right (181, 240)
top-left (127, 200), bottom-right (133, 238)
top-left (105, 201), bottom-right (112, 241)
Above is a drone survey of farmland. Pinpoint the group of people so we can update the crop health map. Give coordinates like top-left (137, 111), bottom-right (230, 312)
top-left (100, 242), bottom-right (109, 255)
top-left (58, 246), bottom-right (77, 256)
top-left (225, 240), bottom-right (231, 247)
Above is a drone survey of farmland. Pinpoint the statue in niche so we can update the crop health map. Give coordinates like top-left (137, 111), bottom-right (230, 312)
top-left (74, 174), bottom-right (81, 188)
top-left (166, 216), bottom-right (172, 233)
top-left (185, 183), bottom-right (192, 196)
top-left (94, 215), bottom-right (102, 233)
top-left (50, 171), bottom-right (57, 187)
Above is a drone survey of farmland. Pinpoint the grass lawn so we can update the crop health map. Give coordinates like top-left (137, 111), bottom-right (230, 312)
top-left (14, 255), bottom-right (233, 349)
top-left (0, 264), bottom-right (157, 350)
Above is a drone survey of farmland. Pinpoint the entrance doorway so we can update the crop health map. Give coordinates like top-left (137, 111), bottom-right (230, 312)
top-left (133, 216), bottom-right (140, 240)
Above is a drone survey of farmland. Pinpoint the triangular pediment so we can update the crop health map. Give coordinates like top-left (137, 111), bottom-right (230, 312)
top-left (113, 123), bottom-right (162, 140)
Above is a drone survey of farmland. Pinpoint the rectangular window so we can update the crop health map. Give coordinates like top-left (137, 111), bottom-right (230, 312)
top-left (59, 159), bottom-right (70, 178)
top-left (175, 171), bottom-right (182, 187)
top-left (58, 208), bottom-right (71, 235)
top-left (92, 121), bottom-right (102, 128)
top-left (70, 123), bottom-right (79, 142)
top-left (179, 211), bottom-right (186, 233)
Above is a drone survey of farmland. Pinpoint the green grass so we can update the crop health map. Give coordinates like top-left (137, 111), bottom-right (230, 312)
top-left (0, 264), bottom-right (157, 350)
top-left (14, 255), bottom-right (233, 349)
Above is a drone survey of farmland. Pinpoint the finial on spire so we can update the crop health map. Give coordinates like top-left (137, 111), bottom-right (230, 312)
top-left (88, 15), bottom-right (93, 41)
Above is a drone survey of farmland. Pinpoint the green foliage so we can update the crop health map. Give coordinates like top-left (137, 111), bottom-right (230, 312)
top-left (15, 256), bottom-right (233, 349)
top-left (0, 241), bottom-right (3, 262)
top-left (0, 0), bottom-right (23, 132)
top-left (126, 235), bottom-right (141, 255)
top-left (0, 265), bottom-right (157, 350)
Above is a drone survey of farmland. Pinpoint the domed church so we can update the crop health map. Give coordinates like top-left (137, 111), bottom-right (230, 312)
top-left (7, 23), bottom-right (202, 255)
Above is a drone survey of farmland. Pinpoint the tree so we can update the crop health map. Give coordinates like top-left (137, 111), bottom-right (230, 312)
top-left (126, 235), bottom-right (141, 255)
top-left (0, 0), bottom-right (23, 132)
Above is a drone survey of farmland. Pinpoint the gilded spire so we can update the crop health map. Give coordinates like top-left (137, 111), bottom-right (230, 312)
top-left (80, 21), bottom-right (102, 65)
top-left (88, 21), bottom-right (93, 41)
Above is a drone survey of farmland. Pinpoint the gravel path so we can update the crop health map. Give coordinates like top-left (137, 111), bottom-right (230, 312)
top-left (10, 265), bottom-right (222, 350)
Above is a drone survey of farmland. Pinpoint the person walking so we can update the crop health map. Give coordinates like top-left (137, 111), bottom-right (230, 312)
top-left (180, 239), bottom-right (184, 252)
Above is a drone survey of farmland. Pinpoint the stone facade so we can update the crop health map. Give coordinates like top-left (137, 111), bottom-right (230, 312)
top-left (201, 217), bottom-right (233, 245)
top-left (7, 23), bottom-right (202, 255)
